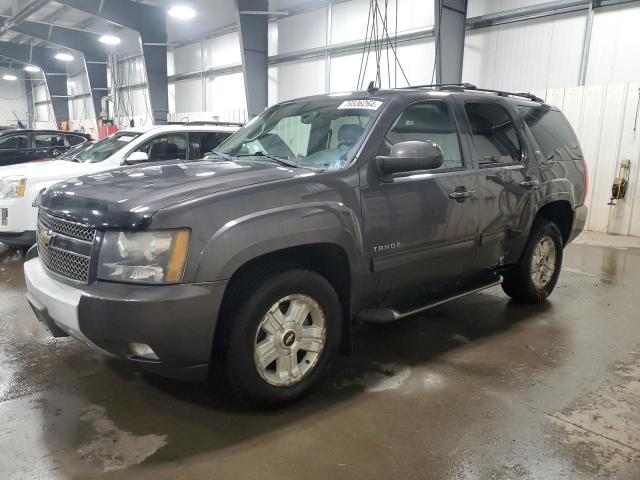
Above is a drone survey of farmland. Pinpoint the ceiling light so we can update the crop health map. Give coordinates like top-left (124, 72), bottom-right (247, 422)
top-left (55, 52), bottom-right (74, 62)
top-left (168, 5), bottom-right (196, 19)
top-left (99, 34), bottom-right (121, 45)
top-left (2, 74), bottom-right (18, 81)
top-left (24, 65), bottom-right (41, 73)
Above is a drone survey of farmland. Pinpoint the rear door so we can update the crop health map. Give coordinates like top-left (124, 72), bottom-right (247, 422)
top-left (31, 132), bottom-right (67, 160)
top-left (361, 99), bottom-right (480, 305)
top-left (456, 99), bottom-right (539, 269)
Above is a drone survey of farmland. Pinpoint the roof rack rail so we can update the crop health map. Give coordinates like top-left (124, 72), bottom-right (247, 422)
top-left (403, 83), bottom-right (544, 103)
top-left (183, 120), bottom-right (244, 126)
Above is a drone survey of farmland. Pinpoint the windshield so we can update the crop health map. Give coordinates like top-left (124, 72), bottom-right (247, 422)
top-left (59, 140), bottom-right (95, 160)
top-left (74, 132), bottom-right (140, 163)
top-left (214, 97), bottom-right (383, 170)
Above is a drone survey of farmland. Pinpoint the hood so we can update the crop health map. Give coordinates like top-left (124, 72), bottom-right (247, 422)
top-left (39, 159), bottom-right (301, 229)
top-left (0, 159), bottom-right (98, 181)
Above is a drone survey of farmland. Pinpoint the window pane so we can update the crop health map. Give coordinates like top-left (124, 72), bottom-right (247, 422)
top-left (386, 102), bottom-right (463, 170)
top-left (521, 107), bottom-right (582, 162)
top-left (465, 103), bottom-right (521, 165)
top-left (138, 134), bottom-right (188, 161)
top-left (67, 135), bottom-right (86, 146)
top-left (0, 134), bottom-right (28, 149)
top-left (198, 132), bottom-right (231, 156)
top-left (33, 134), bottom-right (65, 148)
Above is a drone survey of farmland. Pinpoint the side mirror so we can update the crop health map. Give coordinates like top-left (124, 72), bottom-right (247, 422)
top-left (375, 140), bottom-right (444, 179)
top-left (124, 151), bottom-right (148, 165)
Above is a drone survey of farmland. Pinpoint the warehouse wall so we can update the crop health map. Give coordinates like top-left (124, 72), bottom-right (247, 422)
top-left (463, 1), bottom-right (640, 91)
top-left (66, 66), bottom-right (98, 137)
top-left (170, 0), bottom-right (435, 119)
top-left (0, 67), bottom-right (29, 127)
top-left (32, 80), bottom-right (56, 129)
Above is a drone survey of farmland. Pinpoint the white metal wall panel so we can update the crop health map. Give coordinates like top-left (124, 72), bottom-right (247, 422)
top-left (467, 0), bottom-right (556, 17)
top-left (269, 58), bottom-right (326, 105)
top-left (330, 38), bottom-right (435, 92)
top-left (462, 12), bottom-right (586, 91)
top-left (33, 83), bottom-right (48, 103)
top-left (269, 8), bottom-right (327, 56)
top-left (585, 3), bottom-right (640, 85)
top-left (206, 72), bottom-right (248, 123)
top-left (205, 31), bottom-right (242, 68)
top-left (174, 78), bottom-right (204, 113)
top-left (331, 0), bottom-right (434, 45)
top-left (174, 42), bottom-right (203, 75)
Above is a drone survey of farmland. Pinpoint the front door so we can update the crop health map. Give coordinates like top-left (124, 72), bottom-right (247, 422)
top-left (456, 100), bottom-right (538, 269)
top-left (360, 99), bottom-right (480, 306)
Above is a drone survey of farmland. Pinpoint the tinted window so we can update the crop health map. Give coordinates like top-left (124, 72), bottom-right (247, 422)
top-left (385, 102), bottom-right (462, 170)
top-left (521, 107), bottom-right (582, 161)
top-left (198, 132), bottom-right (232, 156)
top-left (465, 102), bottom-right (522, 165)
top-left (66, 134), bottom-right (86, 146)
top-left (0, 134), bottom-right (28, 149)
top-left (33, 134), bottom-right (65, 148)
top-left (135, 133), bottom-right (187, 161)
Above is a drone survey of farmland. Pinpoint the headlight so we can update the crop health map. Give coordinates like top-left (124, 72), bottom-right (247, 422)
top-left (0, 177), bottom-right (26, 198)
top-left (98, 229), bottom-right (190, 284)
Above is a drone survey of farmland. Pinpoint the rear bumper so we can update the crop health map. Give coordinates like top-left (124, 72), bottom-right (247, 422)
top-left (567, 204), bottom-right (588, 244)
top-left (24, 257), bottom-right (227, 381)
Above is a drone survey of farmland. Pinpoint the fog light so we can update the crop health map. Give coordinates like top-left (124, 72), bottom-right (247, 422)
top-left (129, 342), bottom-right (159, 360)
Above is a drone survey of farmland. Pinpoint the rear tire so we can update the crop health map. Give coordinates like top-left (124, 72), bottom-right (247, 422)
top-left (501, 219), bottom-right (563, 303)
top-left (220, 268), bottom-right (342, 408)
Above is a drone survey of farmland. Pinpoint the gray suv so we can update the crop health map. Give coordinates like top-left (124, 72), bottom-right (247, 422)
top-left (24, 84), bottom-right (587, 406)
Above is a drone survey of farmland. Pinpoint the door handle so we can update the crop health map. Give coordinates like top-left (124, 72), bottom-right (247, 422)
top-left (449, 187), bottom-right (477, 202)
top-left (519, 179), bottom-right (539, 189)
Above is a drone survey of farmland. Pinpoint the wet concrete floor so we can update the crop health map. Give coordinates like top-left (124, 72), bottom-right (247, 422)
top-left (1, 236), bottom-right (640, 479)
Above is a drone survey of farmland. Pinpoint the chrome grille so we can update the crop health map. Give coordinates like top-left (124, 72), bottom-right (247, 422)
top-left (37, 212), bottom-right (95, 284)
top-left (38, 243), bottom-right (91, 283)
top-left (39, 211), bottom-right (95, 243)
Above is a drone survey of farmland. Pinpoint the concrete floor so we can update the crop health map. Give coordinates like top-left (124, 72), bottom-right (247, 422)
top-left (1, 235), bottom-right (640, 479)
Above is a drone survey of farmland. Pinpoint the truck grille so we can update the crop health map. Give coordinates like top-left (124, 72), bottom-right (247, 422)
top-left (38, 211), bottom-right (96, 243)
top-left (37, 212), bottom-right (95, 284)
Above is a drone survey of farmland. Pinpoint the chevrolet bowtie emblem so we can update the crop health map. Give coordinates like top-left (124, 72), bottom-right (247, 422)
top-left (38, 229), bottom-right (54, 247)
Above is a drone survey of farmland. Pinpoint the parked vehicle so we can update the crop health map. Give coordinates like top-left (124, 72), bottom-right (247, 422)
top-left (0, 129), bottom-right (92, 167)
top-left (24, 85), bottom-right (587, 406)
top-left (0, 125), bottom-right (237, 246)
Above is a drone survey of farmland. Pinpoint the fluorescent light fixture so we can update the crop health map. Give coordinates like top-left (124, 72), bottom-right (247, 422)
top-left (168, 5), bottom-right (196, 19)
top-left (24, 65), bottom-right (41, 73)
top-left (2, 74), bottom-right (18, 81)
top-left (99, 34), bottom-right (121, 45)
top-left (55, 52), bottom-right (74, 62)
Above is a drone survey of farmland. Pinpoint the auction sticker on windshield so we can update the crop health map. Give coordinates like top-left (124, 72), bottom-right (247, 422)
top-left (338, 100), bottom-right (383, 110)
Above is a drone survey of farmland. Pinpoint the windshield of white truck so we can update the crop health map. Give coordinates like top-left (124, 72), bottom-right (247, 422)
top-left (72, 132), bottom-right (141, 163)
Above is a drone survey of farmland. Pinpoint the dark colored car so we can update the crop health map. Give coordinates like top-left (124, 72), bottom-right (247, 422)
top-left (25, 85), bottom-right (587, 406)
top-left (0, 129), bottom-right (91, 167)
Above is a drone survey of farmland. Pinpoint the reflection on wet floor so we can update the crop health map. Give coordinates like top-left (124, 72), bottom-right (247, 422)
top-left (1, 237), bottom-right (640, 479)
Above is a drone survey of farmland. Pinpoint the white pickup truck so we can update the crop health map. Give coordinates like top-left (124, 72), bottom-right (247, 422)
top-left (0, 124), bottom-right (238, 246)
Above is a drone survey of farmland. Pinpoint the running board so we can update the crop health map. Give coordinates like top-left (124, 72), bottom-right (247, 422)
top-left (360, 276), bottom-right (503, 323)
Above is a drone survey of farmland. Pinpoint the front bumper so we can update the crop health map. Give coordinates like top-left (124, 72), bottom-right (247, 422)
top-left (24, 257), bottom-right (227, 381)
top-left (0, 196), bottom-right (37, 246)
top-left (567, 204), bottom-right (588, 244)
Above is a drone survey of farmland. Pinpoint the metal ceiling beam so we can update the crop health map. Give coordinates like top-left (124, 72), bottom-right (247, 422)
top-left (236, 0), bottom-right (268, 118)
top-left (0, 0), bottom-right (51, 38)
top-left (55, 0), bottom-right (169, 124)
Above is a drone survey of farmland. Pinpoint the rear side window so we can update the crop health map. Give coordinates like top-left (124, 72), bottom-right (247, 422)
top-left (197, 132), bottom-right (232, 156)
top-left (520, 107), bottom-right (582, 161)
top-left (465, 102), bottom-right (522, 165)
top-left (33, 134), bottom-right (65, 148)
top-left (385, 101), bottom-right (463, 170)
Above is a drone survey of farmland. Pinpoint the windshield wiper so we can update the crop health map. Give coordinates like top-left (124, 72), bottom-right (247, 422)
top-left (234, 151), bottom-right (301, 168)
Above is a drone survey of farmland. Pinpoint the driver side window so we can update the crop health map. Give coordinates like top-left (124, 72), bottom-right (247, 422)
top-left (385, 102), bottom-right (463, 170)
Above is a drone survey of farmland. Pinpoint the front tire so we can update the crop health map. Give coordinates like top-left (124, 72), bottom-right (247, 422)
top-left (221, 268), bottom-right (342, 408)
top-left (502, 219), bottom-right (563, 303)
